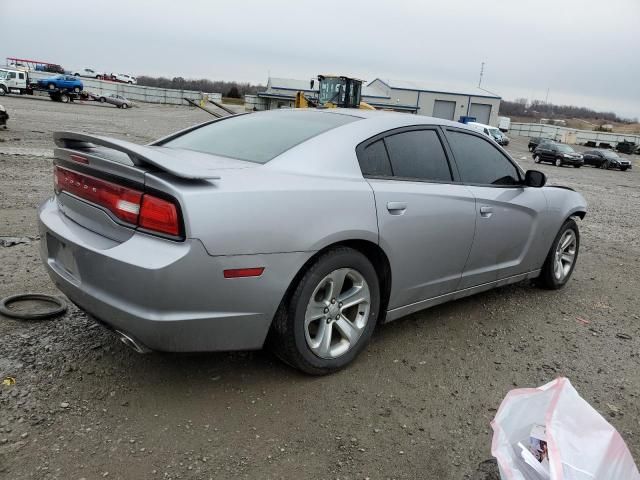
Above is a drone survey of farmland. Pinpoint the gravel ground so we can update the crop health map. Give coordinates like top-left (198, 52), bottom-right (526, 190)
top-left (0, 96), bottom-right (638, 479)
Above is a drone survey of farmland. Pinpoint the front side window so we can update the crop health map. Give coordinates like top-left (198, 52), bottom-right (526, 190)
top-left (162, 110), bottom-right (358, 163)
top-left (384, 130), bottom-right (452, 182)
top-left (447, 130), bottom-right (520, 186)
top-left (556, 145), bottom-right (575, 153)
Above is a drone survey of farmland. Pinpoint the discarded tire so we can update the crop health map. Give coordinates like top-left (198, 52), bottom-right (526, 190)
top-left (0, 293), bottom-right (67, 320)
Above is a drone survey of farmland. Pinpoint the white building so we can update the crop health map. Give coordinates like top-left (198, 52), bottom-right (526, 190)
top-left (246, 76), bottom-right (501, 125)
top-left (368, 78), bottom-right (501, 125)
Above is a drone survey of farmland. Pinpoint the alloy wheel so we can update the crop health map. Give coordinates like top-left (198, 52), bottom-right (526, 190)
top-left (554, 230), bottom-right (577, 281)
top-left (304, 268), bottom-right (371, 359)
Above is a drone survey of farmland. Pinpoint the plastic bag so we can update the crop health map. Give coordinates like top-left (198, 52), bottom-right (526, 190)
top-left (491, 377), bottom-right (640, 480)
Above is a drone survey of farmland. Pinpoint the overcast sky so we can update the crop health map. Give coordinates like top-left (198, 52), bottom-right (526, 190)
top-left (2, 0), bottom-right (639, 117)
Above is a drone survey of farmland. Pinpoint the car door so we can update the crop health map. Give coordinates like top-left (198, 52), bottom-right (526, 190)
top-left (357, 127), bottom-right (477, 309)
top-left (583, 151), bottom-right (597, 167)
top-left (443, 128), bottom-right (547, 288)
top-left (537, 144), bottom-right (555, 162)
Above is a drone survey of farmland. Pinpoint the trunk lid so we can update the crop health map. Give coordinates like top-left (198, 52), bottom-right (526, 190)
top-left (52, 131), bottom-right (257, 242)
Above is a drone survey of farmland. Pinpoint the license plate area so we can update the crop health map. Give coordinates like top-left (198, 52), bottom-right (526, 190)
top-left (47, 233), bottom-right (80, 282)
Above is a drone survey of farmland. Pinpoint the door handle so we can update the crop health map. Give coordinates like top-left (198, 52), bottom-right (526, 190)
top-left (386, 202), bottom-right (407, 215)
top-left (480, 206), bottom-right (493, 218)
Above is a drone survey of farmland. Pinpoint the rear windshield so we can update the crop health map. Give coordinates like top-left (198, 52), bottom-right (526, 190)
top-left (162, 110), bottom-right (359, 163)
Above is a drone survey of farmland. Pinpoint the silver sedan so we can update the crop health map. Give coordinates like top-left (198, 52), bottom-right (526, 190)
top-left (96, 94), bottom-right (132, 109)
top-left (39, 109), bottom-right (586, 374)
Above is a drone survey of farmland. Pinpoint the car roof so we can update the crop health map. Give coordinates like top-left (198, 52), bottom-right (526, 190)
top-left (303, 107), bottom-right (481, 132)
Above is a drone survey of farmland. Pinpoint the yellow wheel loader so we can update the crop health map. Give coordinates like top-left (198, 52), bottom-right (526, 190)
top-left (294, 75), bottom-right (375, 110)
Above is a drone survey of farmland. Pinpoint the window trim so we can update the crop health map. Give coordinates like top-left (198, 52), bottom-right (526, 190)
top-left (442, 127), bottom-right (524, 188)
top-left (355, 125), bottom-right (461, 184)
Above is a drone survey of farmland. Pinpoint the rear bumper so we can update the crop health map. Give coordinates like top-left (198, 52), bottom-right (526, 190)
top-left (38, 197), bottom-right (312, 352)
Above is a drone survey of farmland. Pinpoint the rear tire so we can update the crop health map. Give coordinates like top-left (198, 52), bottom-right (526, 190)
top-left (100, 97), bottom-right (106, 103)
top-left (269, 247), bottom-right (380, 375)
top-left (121, 103), bottom-right (128, 109)
top-left (536, 219), bottom-right (580, 290)
top-left (554, 157), bottom-right (562, 167)
top-left (534, 155), bottom-right (541, 163)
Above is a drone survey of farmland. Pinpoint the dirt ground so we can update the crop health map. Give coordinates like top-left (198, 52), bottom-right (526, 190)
top-left (0, 96), bottom-right (638, 480)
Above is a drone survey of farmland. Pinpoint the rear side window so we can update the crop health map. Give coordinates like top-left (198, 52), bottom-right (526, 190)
top-left (447, 130), bottom-right (520, 186)
top-left (162, 110), bottom-right (358, 163)
top-left (358, 140), bottom-right (392, 176)
top-left (384, 130), bottom-right (452, 181)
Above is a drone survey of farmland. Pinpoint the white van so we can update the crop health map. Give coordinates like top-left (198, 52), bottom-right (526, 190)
top-left (467, 121), bottom-right (509, 146)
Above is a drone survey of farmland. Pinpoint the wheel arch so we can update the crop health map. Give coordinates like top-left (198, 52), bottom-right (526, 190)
top-left (273, 239), bottom-right (393, 328)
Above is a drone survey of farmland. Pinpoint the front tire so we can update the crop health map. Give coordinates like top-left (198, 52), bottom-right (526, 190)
top-left (554, 157), bottom-right (562, 167)
top-left (537, 219), bottom-right (580, 290)
top-left (121, 103), bottom-right (128, 109)
top-left (0, 86), bottom-right (6, 96)
top-left (269, 247), bottom-right (381, 375)
top-left (534, 155), bottom-right (541, 163)
top-left (100, 97), bottom-right (106, 103)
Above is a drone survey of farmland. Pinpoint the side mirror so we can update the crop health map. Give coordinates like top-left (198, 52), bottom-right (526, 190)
top-left (310, 79), bottom-right (315, 90)
top-left (524, 170), bottom-right (546, 188)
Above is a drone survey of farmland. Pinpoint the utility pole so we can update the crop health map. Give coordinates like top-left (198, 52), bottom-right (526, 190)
top-left (478, 62), bottom-right (485, 88)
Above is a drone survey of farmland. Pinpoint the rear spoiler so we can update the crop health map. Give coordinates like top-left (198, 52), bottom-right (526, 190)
top-left (53, 131), bottom-right (221, 180)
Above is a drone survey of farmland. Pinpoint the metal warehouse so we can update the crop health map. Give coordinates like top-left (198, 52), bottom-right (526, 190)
top-left (246, 77), bottom-right (501, 125)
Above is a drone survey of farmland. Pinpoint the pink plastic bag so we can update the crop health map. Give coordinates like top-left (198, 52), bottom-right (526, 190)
top-left (491, 377), bottom-right (640, 480)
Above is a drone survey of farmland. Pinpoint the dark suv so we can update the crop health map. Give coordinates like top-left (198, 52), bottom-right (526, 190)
top-left (528, 136), bottom-right (553, 152)
top-left (533, 143), bottom-right (584, 167)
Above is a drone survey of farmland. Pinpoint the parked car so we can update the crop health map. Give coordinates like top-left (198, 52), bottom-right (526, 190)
top-left (533, 143), bottom-right (584, 167)
top-left (467, 122), bottom-right (509, 146)
top-left (528, 136), bottom-right (553, 152)
top-left (33, 64), bottom-right (65, 74)
top-left (96, 94), bottom-right (133, 109)
top-left (37, 75), bottom-right (83, 93)
top-left (39, 110), bottom-right (587, 374)
top-left (72, 68), bottom-right (104, 79)
top-left (109, 73), bottom-right (137, 84)
top-left (0, 104), bottom-right (8, 128)
top-left (582, 149), bottom-right (632, 171)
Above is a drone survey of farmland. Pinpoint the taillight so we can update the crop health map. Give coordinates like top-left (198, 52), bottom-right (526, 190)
top-left (54, 166), bottom-right (142, 224)
top-left (54, 165), bottom-right (182, 238)
top-left (139, 195), bottom-right (179, 236)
